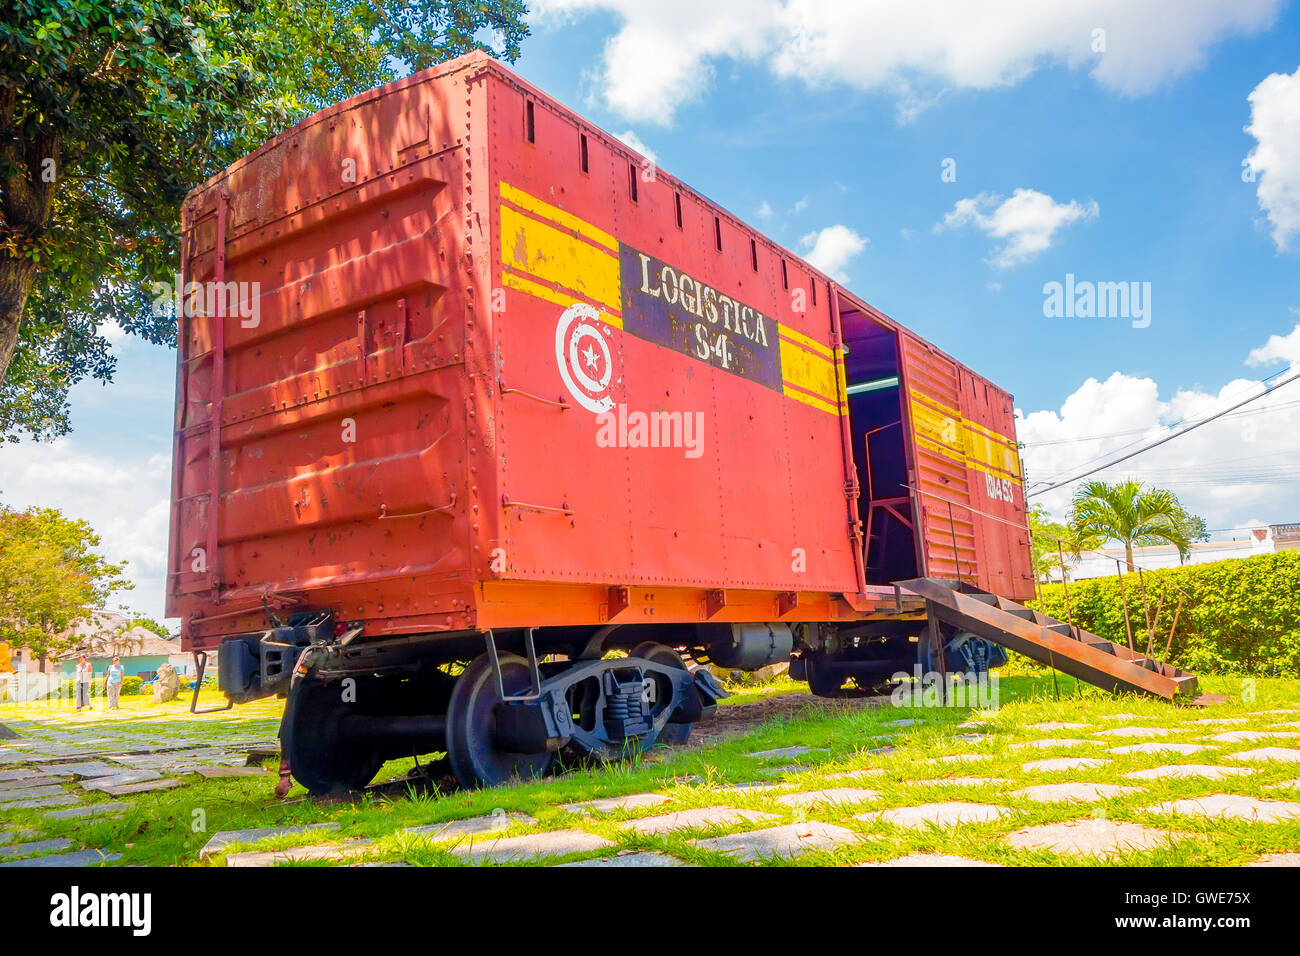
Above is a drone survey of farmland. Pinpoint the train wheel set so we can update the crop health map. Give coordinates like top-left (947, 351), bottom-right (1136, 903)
top-left (264, 627), bottom-right (729, 794)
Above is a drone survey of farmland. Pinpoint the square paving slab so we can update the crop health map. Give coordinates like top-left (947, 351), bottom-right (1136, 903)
top-left (558, 851), bottom-right (686, 867)
top-left (0, 775), bottom-right (71, 792)
top-left (0, 838), bottom-right (73, 859)
top-left (88, 778), bottom-right (182, 797)
top-left (744, 746), bottom-right (829, 760)
top-left (1249, 853), bottom-right (1300, 867)
top-left (1093, 727), bottom-right (1173, 738)
top-left (1190, 718), bottom-right (1248, 725)
top-left (1207, 730), bottom-right (1300, 743)
top-left (200, 823), bottom-right (340, 860)
top-left (715, 782), bottom-right (781, 794)
top-left (620, 807), bottom-right (777, 835)
top-left (1144, 793), bottom-right (1300, 823)
top-left (1006, 820), bottom-right (1173, 858)
top-left (450, 829), bottom-right (614, 863)
top-left (855, 802), bottom-right (1012, 828)
top-left (0, 849), bottom-right (120, 867)
top-left (1124, 764), bottom-right (1255, 781)
top-left (560, 793), bottom-right (672, 815)
top-left (0, 794), bottom-right (77, 810)
top-left (0, 784), bottom-right (67, 803)
top-left (44, 804), bottom-right (130, 821)
top-left (406, 812), bottom-right (536, 840)
top-left (1011, 782), bottom-right (1144, 803)
top-left (1014, 738), bottom-right (1091, 750)
top-left (1109, 742), bottom-right (1214, 755)
top-left (694, 822), bottom-right (858, 862)
top-left (774, 788), bottom-right (879, 808)
top-left (226, 841), bottom-right (374, 867)
top-left (1022, 757), bottom-right (1111, 772)
top-left (1027, 722), bottom-right (1090, 731)
top-left (908, 777), bottom-right (1011, 788)
top-left (1228, 747), bottom-right (1300, 763)
top-left (858, 853), bottom-right (1002, 867)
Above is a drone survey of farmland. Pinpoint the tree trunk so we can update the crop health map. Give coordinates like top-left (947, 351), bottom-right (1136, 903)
top-left (1124, 542), bottom-right (1134, 573)
top-left (0, 96), bottom-right (59, 385)
top-left (0, 255), bottom-right (38, 382)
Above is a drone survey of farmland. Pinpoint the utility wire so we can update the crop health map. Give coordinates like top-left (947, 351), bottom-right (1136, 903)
top-left (1026, 364), bottom-right (1300, 499)
top-left (1028, 365), bottom-right (1297, 481)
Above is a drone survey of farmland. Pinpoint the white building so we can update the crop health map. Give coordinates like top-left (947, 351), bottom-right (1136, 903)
top-left (1068, 527), bottom-right (1274, 580)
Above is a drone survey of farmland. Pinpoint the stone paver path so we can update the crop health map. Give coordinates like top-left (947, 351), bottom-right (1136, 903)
top-left (559, 851), bottom-right (686, 867)
top-left (200, 823), bottom-right (340, 861)
top-left (1109, 742), bottom-right (1214, 755)
top-left (1011, 782), bottom-right (1144, 803)
top-left (226, 840), bottom-right (375, 867)
top-left (856, 802), bottom-right (1011, 828)
top-left (1145, 794), bottom-right (1300, 823)
top-left (1014, 738), bottom-right (1092, 750)
top-left (859, 853), bottom-right (1002, 867)
top-left (620, 807), bottom-right (777, 835)
top-left (1206, 731), bottom-right (1300, 743)
top-left (1125, 764), bottom-right (1255, 781)
top-left (694, 822), bottom-right (858, 862)
top-left (0, 838), bottom-right (73, 858)
top-left (1027, 722), bottom-right (1090, 731)
top-left (560, 793), bottom-right (672, 815)
top-left (449, 829), bottom-right (613, 863)
top-left (1022, 757), bottom-right (1111, 772)
top-left (775, 788), bottom-right (878, 808)
top-left (0, 849), bottom-right (121, 867)
top-left (910, 776), bottom-right (1011, 788)
top-left (406, 812), bottom-right (536, 839)
top-left (1093, 727), bottom-right (1173, 738)
top-left (745, 746), bottom-right (829, 760)
top-left (1007, 820), bottom-right (1174, 858)
top-left (1228, 748), bottom-right (1300, 763)
top-left (1249, 853), bottom-right (1300, 867)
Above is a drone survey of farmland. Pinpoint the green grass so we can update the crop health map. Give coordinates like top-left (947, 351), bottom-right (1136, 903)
top-left (2, 672), bottom-right (1298, 866)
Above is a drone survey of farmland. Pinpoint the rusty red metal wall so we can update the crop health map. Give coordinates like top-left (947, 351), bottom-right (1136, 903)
top-left (897, 329), bottom-right (1034, 601)
top-left (168, 52), bottom-right (1030, 650)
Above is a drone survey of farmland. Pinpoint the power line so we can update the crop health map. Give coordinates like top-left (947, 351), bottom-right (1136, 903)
top-left (1025, 364), bottom-right (1300, 499)
top-left (1029, 365), bottom-right (1297, 482)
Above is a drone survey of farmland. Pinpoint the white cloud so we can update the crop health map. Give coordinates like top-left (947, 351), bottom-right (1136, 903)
top-left (1246, 320), bottom-right (1300, 367)
top-left (1244, 63), bottom-right (1300, 251)
top-left (533, 0), bottom-right (1282, 125)
top-left (1019, 323), bottom-right (1300, 528)
top-left (797, 224), bottom-right (868, 280)
top-left (613, 129), bottom-right (657, 163)
top-left (938, 188), bottom-right (1099, 267)
top-left (792, 197), bottom-right (809, 214)
top-left (0, 439), bottom-right (172, 621)
top-left (757, 200), bottom-right (774, 219)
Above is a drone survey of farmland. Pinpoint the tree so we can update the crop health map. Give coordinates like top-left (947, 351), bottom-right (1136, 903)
top-left (0, 505), bottom-right (131, 669)
top-left (1068, 479), bottom-right (1196, 573)
top-left (0, 0), bottom-right (529, 440)
top-left (1028, 505), bottom-right (1099, 583)
top-left (130, 617), bottom-right (170, 639)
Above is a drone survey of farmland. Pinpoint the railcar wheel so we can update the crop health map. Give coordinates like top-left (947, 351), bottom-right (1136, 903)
top-left (281, 677), bottom-right (384, 795)
top-left (630, 642), bottom-right (696, 746)
top-left (445, 652), bottom-right (555, 789)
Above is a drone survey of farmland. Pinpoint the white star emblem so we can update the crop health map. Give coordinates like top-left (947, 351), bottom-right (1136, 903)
top-left (582, 342), bottom-right (599, 369)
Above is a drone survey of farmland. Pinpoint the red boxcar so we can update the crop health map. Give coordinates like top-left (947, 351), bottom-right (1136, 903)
top-left (167, 52), bottom-right (1033, 792)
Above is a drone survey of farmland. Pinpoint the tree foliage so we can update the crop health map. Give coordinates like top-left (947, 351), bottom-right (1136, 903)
top-left (0, 0), bottom-right (529, 439)
top-left (0, 504), bottom-right (131, 666)
top-left (1068, 479), bottom-right (1196, 571)
top-left (1032, 551), bottom-right (1300, 677)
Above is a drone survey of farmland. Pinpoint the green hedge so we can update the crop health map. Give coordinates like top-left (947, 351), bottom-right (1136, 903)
top-left (1030, 551), bottom-right (1300, 677)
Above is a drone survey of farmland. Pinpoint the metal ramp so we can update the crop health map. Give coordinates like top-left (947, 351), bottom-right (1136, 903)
top-left (898, 577), bottom-right (1198, 701)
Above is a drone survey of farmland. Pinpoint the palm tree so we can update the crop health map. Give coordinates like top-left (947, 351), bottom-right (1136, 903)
top-left (1069, 479), bottom-right (1193, 572)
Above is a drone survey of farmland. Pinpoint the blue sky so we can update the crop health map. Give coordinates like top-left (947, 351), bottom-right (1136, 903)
top-left (1, 1), bottom-right (1298, 622)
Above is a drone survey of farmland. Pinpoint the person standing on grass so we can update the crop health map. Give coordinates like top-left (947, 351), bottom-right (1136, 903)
top-left (106, 656), bottom-right (124, 711)
top-left (74, 654), bottom-right (91, 712)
